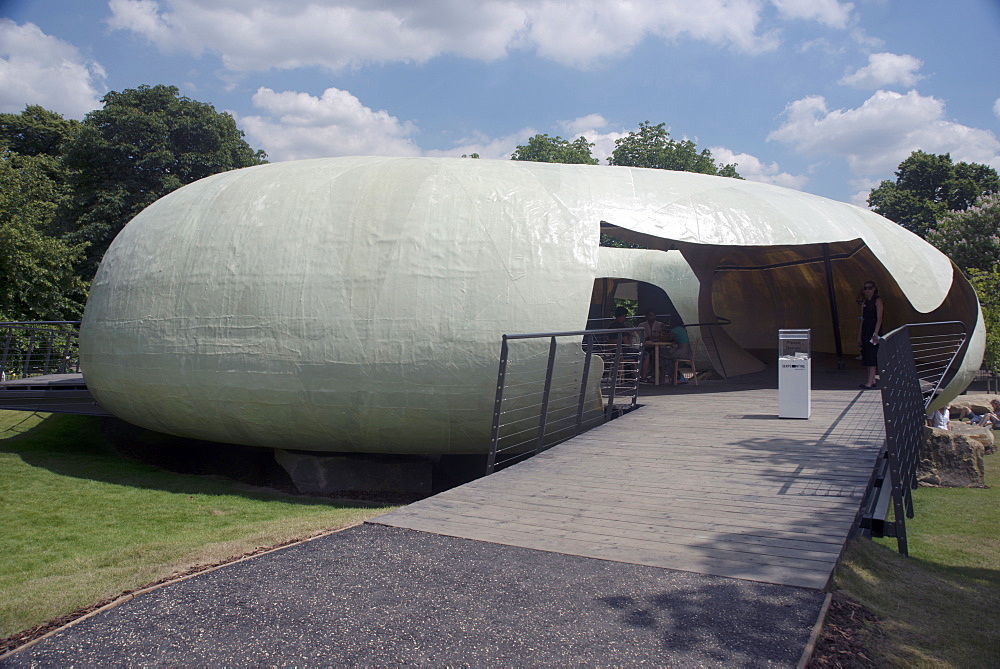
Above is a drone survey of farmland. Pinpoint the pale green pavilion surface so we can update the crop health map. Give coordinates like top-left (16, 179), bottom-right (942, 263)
top-left (80, 157), bottom-right (982, 453)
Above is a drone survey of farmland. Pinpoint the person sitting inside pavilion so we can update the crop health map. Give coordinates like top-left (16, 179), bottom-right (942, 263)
top-left (639, 310), bottom-right (666, 383)
top-left (663, 319), bottom-right (693, 384)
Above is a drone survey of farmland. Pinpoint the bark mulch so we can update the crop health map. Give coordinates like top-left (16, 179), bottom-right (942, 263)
top-left (808, 591), bottom-right (884, 667)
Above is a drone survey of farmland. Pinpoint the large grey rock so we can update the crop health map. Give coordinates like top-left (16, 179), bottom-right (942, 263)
top-left (948, 421), bottom-right (996, 455)
top-left (918, 426), bottom-right (986, 488)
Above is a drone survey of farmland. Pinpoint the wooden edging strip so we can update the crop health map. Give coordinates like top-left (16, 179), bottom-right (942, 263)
top-left (797, 591), bottom-right (833, 669)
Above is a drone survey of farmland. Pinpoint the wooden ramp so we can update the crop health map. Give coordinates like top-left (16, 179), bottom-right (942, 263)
top-left (0, 373), bottom-right (113, 416)
top-left (373, 387), bottom-right (885, 590)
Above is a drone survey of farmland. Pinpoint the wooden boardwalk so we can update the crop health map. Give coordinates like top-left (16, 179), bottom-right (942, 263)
top-left (373, 386), bottom-right (885, 590)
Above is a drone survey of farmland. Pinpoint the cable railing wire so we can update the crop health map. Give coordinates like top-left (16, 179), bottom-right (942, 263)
top-left (487, 327), bottom-right (643, 474)
top-left (1, 322), bottom-right (82, 382)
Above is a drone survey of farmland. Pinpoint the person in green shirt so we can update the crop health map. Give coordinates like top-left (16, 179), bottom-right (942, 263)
top-left (663, 321), bottom-right (692, 384)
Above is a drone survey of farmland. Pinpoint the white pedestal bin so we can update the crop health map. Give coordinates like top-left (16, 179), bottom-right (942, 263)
top-left (778, 355), bottom-right (811, 419)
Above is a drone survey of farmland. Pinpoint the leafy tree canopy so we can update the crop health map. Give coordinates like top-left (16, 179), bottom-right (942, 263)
top-left (0, 106), bottom-right (80, 199)
top-left (64, 84), bottom-right (268, 276)
top-left (968, 267), bottom-right (1000, 372)
top-left (868, 150), bottom-right (1000, 238)
top-left (0, 149), bottom-right (87, 321)
top-left (511, 134), bottom-right (598, 165)
top-left (926, 194), bottom-right (1000, 275)
top-left (0, 105), bottom-right (80, 158)
top-left (922, 192), bottom-right (1000, 373)
top-left (608, 121), bottom-right (741, 178)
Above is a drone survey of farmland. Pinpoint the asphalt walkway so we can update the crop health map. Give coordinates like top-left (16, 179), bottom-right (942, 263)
top-left (3, 524), bottom-right (824, 667)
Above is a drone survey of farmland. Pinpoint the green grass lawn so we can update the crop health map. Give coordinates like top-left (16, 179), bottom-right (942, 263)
top-left (832, 444), bottom-right (1000, 666)
top-left (0, 410), bottom-right (393, 641)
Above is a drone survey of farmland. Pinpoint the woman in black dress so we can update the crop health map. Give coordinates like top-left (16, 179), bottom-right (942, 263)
top-left (856, 281), bottom-right (884, 389)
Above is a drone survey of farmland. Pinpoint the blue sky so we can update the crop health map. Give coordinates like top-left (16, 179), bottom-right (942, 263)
top-left (2, 0), bottom-right (998, 205)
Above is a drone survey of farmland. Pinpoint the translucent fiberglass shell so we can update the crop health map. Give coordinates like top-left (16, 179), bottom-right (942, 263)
top-left (80, 157), bottom-right (982, 452)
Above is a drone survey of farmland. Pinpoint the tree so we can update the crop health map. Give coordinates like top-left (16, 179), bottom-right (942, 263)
top-left (0, 106), bottom-right (80, 225)
top-left (968, 268), bottom-right (1000, 372)
top-left (607, 121), bottom-right (741, 178)
top-left (63, 84), bottom-right (268, 276)
top-left (0, 105), bottom-right (80, 159)
top-left (921, 193), bottom-right (1000, 372)
top-left (868, 150), bottom-right (1000, 238)
top-left (0, 148), bottom-right (87, 322)
top-left (926, 194), bottom-right (1000, 274)
top-left (511, 134), bottom-right (598, 165)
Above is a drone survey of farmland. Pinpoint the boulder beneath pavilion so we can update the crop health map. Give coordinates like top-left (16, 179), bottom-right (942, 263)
top-left (918, 425), bottom-right (986, 487)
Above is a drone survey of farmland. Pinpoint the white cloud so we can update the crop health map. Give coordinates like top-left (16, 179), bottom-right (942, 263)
top-left (848, 177), bottom-right (879, 207)
top-left (559, 113), bottom-right (609, 138)
top-left (994, 98), bottom-right (1000, 119)
top-left (709, 147), bottom-right (809, 189)
top-left (104, 0), bottom-right (848, 72)
top-left (769, 89), bottom-right (1000, 180)
top-left (557, 115), bottom-right (626, 163)
top-left (0, 19), bottom-right (106, 118)
top-left (425, 114), bottom-right (627, 163)
top-left (771, 0), bottom-right (854, 29)
top-left (425, 128), bottom-right (537, 161)
top-left (840, 52), bottom-right (923, 90)
top-left (237, 87), bottom-right (421, 161)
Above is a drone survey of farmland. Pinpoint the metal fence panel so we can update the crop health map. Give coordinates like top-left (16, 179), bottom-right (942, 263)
top-left (488, 328), bottom-right (641, 473)
top-left (873, 320), bottom-right (967, 555)
top-left (0, 322), bottom-right (82, 382)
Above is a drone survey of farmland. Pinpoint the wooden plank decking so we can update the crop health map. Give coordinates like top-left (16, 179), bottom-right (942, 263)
top-left (373, 386), bottom-right (885, 590)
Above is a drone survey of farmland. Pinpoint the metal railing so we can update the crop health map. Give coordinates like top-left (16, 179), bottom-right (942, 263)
top-left (908, 321), bottom-right (970, 402)
top-left (586, 314), bottom-right (732, 379)
top-left (859, 320), bottom-right (967, 555)
top-left (972, 364), bottom-right (999, 394)
top-left (487, 327), bottom-right (642, 474)
top-left (1, 322), bottom-right (82, 382)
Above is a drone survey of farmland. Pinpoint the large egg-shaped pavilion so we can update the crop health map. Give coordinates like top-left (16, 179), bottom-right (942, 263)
top-left (80, 157), bottom-right (983, 454)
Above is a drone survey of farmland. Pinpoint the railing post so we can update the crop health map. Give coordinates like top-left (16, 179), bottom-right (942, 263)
top-left (59, 334), bottom-right (73, 374)
top-left (535, 336), bottom-right (559, 454)
top-left (487, 335), bottom-right (510, 475)
top-left (576, 334), bottom-right (596, 434)
top-left (884, 447), bottom-right (909, 556)
top-left (43, 332), bottom-right (55, 374)
top-left (604, 334), bottom-right (623, 421)
top-left (1, 327), bottom-right (11, 379)
top-left (22, 332), bottom-right (36, 377)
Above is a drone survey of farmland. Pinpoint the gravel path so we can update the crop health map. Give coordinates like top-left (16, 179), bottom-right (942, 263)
top-left (2, 524), bottom-right (824, 667)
